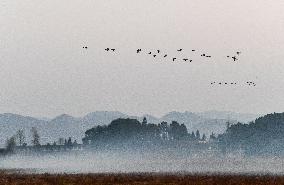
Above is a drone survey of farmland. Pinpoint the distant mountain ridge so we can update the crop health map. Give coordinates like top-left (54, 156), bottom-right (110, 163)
top-left (0, 110), bottom-right (261, 147)
top-left (196, 110), bottom-right (260, 123)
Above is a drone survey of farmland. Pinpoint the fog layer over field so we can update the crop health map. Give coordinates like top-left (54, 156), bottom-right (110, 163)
top-left (1, 151), bottom-right (284, 174)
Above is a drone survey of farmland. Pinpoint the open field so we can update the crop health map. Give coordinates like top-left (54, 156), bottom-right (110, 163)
top-left (0, 172), bottom-right (284, 185)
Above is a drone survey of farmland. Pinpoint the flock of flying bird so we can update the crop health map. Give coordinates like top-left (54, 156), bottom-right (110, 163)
top-left (138, 48), bottom-right (196, 62)
top-left (82, 46), bottom-right (255, 87)
top-left (82, 46), bottom-right (241, 62)
top-left (210, 81), bottom-right (256, 87)
top-left (136, 48), bottom-right (192, 62)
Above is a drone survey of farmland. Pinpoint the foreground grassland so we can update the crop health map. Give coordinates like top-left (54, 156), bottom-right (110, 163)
top-left (0, 172), bottom-right (284, 185)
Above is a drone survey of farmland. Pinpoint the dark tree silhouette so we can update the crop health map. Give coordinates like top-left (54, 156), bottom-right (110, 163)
top-left (202, 134), bottom-right (207, 141)
top-left (218, 112), bottom-right (284, 155)
top-left (16, 129), bottom-right (25, 146)
top-left (6, 136), bottom-right (16, 152)
top-left (142, 117), bottom-right (147, 125)
top-left (196, 130), bottom-right (200, 140)
top-left (169, 121), bottom-right (188, 140)
top-left (159, 121), bottom-right (169, 140)
top-left (191, 131), bottom-right (196, 140)
top-left (31, 127), bottom-right (40, 146)
top-left (83, 118), bottom-right (191, 148)
top-left (209, 132), bottom-right (216, 140)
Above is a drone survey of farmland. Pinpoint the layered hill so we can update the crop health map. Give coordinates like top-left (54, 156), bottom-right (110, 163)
top-left (218, 112), bottom-right (284, 155)
top-left (0, 111), bottom-right (260, 147)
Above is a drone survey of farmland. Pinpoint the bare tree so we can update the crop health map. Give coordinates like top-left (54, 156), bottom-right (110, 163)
top-left (16, 129), bottom-right (25, 146)
top-left (31, 127), bottom-right (40, 146)
top-left (58, 138), bottom-right (64, 145)
top-left (6, 136), bottom-right (16, 152)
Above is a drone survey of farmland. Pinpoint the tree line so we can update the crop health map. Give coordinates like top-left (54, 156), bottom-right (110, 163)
top-left (6, 127), bottom-right (40, 151)
top-left (82, 117), bottom-right (208, 146)
top-left (5, 112), bottom-right (284, 156)
top-left (5, 127), bottom-right (79, 153)
top-left (218, 112), bottom-right (284, 155)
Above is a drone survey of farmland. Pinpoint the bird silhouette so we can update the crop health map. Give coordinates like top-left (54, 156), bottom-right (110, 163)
top-left (83, 46), bottom-right (88, 49)
top-left (232, 56), bottom-right (238, 61)
top-left (172, 58), bottom-right (177, 61)
top-left (157, 50), bottom-right (160, 53)
top-left (164, 54), bottom-right (167, 57)
top-left (105, 48), bottom-right (110, 51)
top-left (177, 49), bottom-right (182, 52)
top-left (137, 49), bottom-right (142, 53)
top-left (192, 50), bottom-right (195, 51)
top-left (246, 81), bottom-right (256, 87)
top-left (201, 54), bottom-right (206, 57)
top-left (227, 56), bottom-right (230, 58)
top-left (153, 55), bottom-right (156, 57)
top-left (111, 49), bottom-right (115, 51)
top-left (236, 51), bottom-right (241, 55)
top-left (183, 59), bottom-right (188, 61)
top-left (190, 60), bottom-right (192, 62)
top-left (148, 52), bottom-right (152, 54)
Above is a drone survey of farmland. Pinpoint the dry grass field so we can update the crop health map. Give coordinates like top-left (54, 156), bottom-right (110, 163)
top-left (0, 172), bottom-right (284, 185)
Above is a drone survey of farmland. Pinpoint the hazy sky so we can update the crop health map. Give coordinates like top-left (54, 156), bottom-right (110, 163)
top-left (0, 0), bottom-right (284, 118)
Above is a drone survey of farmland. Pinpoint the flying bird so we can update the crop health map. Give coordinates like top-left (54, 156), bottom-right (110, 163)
top-left (157, 50), bottom-right (160, 53)
top-left (148, 52), bottom-right (152, 54)
top-left (105, 48), bottom-right (110, 51)
top-left (232, 56), bottom-right (238, 61)
top-left (137, 49), bottom-right (142, 53)
top-left (153, 55), bottom-right (156, 57)
top-left (192, 50), bottom-right (195, 51)
top-left (236, 51), bottom-right (241, 55)
top-left (183, 58), bottom-right (188, 61)
top-left (111, 49), bottom-right (115, 51)
top-left (177, 49), bottom-right (182, 52)
top-left (83, 46), bottom-right (88, 49)
top-left (164, 54), bottom-right (167, 57)
top-left (172, 58), bottom-right (177, 61)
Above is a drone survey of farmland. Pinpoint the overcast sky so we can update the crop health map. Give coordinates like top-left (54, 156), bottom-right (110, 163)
top-left (0, 0), bottom-right (284, 118)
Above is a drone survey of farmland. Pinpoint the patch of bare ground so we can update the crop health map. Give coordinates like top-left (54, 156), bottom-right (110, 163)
top-left (0, 172), bottom-right (284, 185)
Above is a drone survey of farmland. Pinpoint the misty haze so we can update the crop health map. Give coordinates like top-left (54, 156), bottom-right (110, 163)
top-left (1, 0), bottom-right (284, 184)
